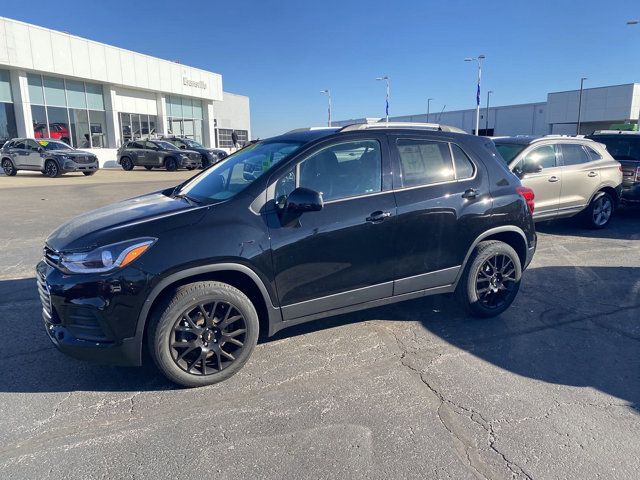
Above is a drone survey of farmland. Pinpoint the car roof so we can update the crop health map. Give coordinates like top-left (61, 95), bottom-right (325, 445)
top-left (493, 135), bottom-right (599, 146)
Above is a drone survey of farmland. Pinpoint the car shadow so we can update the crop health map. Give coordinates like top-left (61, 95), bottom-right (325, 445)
top-left (1, 265), bottom-right (638, 403)
top-left (535, 206), bottom-right (639, 240)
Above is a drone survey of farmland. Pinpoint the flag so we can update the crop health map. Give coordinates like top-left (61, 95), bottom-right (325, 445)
top-left (386, 98), bottom-right (389, 117)
top-left (476, 82), bottom-right (481, 106)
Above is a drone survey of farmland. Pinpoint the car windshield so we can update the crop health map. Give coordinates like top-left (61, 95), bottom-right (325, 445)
top-left (38, 140), bottom-right (71, 150)
top-left (181, 138), bottom-right (204, 149)
top-left (494, 143), bottom-right (527, 164)
top-left (176, 141), bottom-right (304, 202)
top-left (153, 141), bottom-right (179, 150)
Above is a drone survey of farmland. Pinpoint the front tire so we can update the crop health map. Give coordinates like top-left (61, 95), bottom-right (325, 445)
top-left (144, 166), bottom-right (153, 171)
top-left (164, 157), bottom-right (178, 171)
top-left (83, 171), bottom-right (95, 176)
top-left (43, 160), bottom-right (61, 178)
top-left (121, 157), bottom-right (134, 171)
top-left (148, 281), bottom-right (259, 388)
top-left (2, 158), bottom-right (17, 176)
top-left (584, 191), bottom-right (613, 229)
top-left (457, 240), bottom-right (522, 318)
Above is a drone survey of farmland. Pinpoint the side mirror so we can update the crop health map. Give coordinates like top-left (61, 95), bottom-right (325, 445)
top-left (37, 147), bottom-right (44, 153)
top-left (521, 162), bottom-right (543, 175)
top-left (180, 145), bottom-right (186, 149)
top-left (280, 187), bottom-right (323, 226)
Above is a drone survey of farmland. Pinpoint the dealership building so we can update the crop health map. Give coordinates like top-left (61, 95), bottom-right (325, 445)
top-left (0, 17), bottom-right (250, 166)
top-left (334, 83), bottom-right (640, 136)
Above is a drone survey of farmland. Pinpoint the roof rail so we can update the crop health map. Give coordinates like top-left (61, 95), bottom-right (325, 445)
top-left (592, 130), bottom-right (640, 135)
top-left (339, 122), bottom-right (467, 134)
top-left (285, 127), bottom-right (341, 134)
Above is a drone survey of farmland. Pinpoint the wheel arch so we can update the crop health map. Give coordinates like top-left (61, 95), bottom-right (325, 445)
top-left (455, 226), bottom-right (529, 286)
top-left (135, 263), bottom-right (281, 365)
top-left (589, 185), bottom-right (619, 207)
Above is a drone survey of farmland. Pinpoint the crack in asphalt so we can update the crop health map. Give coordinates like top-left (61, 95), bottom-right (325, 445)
top-left (382, 324), bottom-right (533, 480)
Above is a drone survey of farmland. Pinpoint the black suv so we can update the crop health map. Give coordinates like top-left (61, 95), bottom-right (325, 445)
top-left (586, 131), bottom-right (640, 205)
top-left (37, 124), bottom-right (536, 387)
top-left (160, 136), bottom-right (228, 168)
top-left (117, 139), bottom-right (202, 171)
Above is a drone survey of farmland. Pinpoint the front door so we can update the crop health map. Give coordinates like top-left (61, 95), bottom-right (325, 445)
top-left (518, 144), bottom-right (562, 219)
top-left (143, 141), bottom-right (161, 166)
top-left (24, 139), bottom-right (44, 168)
top-left (268, 136), bottom-right (397, 320)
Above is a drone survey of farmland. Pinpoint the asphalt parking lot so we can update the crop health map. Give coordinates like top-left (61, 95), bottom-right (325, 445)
top-left (0, 170), bottom-right (639, 479)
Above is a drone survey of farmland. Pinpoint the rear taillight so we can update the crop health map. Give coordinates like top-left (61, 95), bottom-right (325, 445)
top-left (635, 166), bottom-right (640, 182)
top-left (516, 186), bottom-right (535, 214)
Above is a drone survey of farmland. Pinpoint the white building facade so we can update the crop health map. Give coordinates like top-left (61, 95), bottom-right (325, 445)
top-left (333, 84), bottom-right (640, 137)
top-left (0, 17), bottom-right (250, 165)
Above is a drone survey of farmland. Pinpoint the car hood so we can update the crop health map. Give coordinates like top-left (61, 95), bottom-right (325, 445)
top-left (46, 192), bottom-right (206, 252)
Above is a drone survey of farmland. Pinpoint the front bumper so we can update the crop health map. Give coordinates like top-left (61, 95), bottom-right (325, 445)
top-left (36, 260), bottom-right (150, 366)
top-left (61, 160), bottom-right (99, 173)
top-left (179, 156), bottom-right (202, 169)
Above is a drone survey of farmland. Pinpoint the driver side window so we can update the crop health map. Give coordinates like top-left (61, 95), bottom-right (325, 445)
top-left (275, 139), bottom-right (382, 203)
top-left (520, 145), bottom-right (557, 172)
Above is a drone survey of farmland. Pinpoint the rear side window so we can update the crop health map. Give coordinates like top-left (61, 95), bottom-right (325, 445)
top-left (561, 144), bottom-right (590, 166)
top-left (451, 144), bottom-right (475, 179)
top-left (396, 139), bottom-right (455, 187)
top-left (130, 141), bottom-right (144, 149)
top-left (584, 145), bottom-right (602, 161)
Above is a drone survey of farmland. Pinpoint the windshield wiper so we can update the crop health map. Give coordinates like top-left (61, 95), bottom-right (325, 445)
top-left (173, 193), bottom-right (202, 206)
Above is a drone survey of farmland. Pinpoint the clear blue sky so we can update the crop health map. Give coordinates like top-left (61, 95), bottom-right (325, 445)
top-left (4, 0), bottom-right (640, 138)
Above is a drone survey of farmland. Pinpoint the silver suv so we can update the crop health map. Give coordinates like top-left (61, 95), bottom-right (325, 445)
top-left (493, 136), bottom-right (622, 228)
top-left (1, 138), bottom-right (99, 177)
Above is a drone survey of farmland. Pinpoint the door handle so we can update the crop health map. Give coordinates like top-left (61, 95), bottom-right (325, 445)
top-left (366, 211), bottom-right (391, 223)
top-left (548, 176), bottom-right (559, 183)
top-left (461, 188), bottom-right (479, 199)
top-left (587, 171), bottom-right (597, 177)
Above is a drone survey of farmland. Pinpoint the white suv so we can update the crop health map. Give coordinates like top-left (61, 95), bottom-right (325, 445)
top-left (493, 136), bottom-right (622, 228)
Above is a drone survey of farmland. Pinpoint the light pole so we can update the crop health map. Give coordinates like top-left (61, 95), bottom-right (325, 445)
top-left (485, 90), bottom-right (493, 135)
top-left (376, 76), bottom-right (390, 122)
top-left (320, 89), bottom-right (332, 127)
top-left (465, 55), bottom-right (486, 135)
top-left (628, 20), bottom-right (640, 129)
top-left (577, 77), bottom-right (587, 135)
top-left (427, 98), bottom-right (434, 122)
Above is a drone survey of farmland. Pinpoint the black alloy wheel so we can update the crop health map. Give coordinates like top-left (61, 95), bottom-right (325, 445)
top-left (474, 253), bottom-right (517, 310)
top-left (170, 301), bottom-right (247, 376)
top-left (121, 157), bottom-right (134, 171)
top-left (44, 160), bottom-right (60, 178)
top-left (164, 157), bottom-right (178, 171)
top-left (2, 158), bottom-right (16, 176)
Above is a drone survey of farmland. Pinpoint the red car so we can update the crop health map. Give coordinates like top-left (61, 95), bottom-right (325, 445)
top-left (34, 123), bottom-right (71, 145)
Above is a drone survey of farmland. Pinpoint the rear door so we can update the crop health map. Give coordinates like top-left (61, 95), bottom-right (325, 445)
top-left (517, 144), bottom-right (562, 218)
top-left (389, 135), bottom-right (489, 294)
top-left (128, 141), bottom-right (145, 165)
top-left (557, 143), bottom-right (601, 212)
top-left (11, 141), bottom-right (29, 167)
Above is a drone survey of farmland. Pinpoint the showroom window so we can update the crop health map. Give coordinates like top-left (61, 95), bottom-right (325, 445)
top-left (217, 128), bottom-right (248, 148)
top-left (119, 113), bottom-right (157, 145)
top-left (27, 74), bottom-right (107, 148)
top-left (166, 95), bottom-right (203, 143)
top-left (0, 69), bottom-right (18, 146)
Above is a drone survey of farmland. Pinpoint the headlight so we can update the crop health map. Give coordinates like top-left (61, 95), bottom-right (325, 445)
top-left (60, 238), bottom-right (156, 274)
top-left (207, 151), bottom-right (217, 159)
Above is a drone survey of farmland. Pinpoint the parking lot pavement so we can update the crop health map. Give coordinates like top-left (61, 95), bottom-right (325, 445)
top-left (0, 172), bottom-right (638, 479)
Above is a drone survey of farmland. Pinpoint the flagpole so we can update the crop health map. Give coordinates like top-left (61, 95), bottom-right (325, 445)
top-left (320, 89), bottom-right (332, 127)
top-left (376, 76), bottom-right (390, 123)
top-left (465, 55), bottom-right (485, 136)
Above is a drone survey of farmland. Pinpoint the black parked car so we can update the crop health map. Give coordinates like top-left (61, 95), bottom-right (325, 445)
top-left (586, 131), bottom-right (640, 205)
top-left (161, 136), bottom-right (228, 168)
top-left (37, 123), bottom-right (536, 387)
top-left (117, 139), bottom-right (202, 171)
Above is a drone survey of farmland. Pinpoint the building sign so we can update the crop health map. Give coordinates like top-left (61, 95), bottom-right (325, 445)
top-left (183, 77), bottom-right (207, 89)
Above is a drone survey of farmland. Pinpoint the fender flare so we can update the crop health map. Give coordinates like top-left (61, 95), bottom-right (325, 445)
top-left (454, 225), bottom-right (529, 286)
top-left (133, 262), bottom-right (280, 346)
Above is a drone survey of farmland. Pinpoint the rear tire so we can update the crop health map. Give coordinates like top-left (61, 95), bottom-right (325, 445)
top-left (457, 240), bottom-right (522, 318)
top-left (2, 158), bottom-right (17, 176)
top-left (164, 157), bottom-right (178, 171)
top-left (148, 281), bottom-right (259, 388)
top-left (144, 166), bottom-right (153, 170)
top-left (121, 157), bottom-right (134, 171)
top-left (584, 191), bottom-right (613, 229)
top-left (82, 171), bottom-right (95, 176)
top-left (43, 160), bottom-right (61, 178)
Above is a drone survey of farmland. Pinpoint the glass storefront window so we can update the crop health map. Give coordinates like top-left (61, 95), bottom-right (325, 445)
top-left (149, 116), bottom-right (157, 136)
top-left (167, 96), bottom-right (204, 143)
top-left (182, 98), bottom-right (193, 118)
top-left (120, 113), bottom-right (132, 143)
top-left (27, 74), bottom-right (44, 105)
top-left (66, 80), bottom-right (86, 109)
top-left (216, 128), bottom-right (248, 148)
top-left (193, 101), bottom-right (203, 120)
top-left (70, 109), bottom-right (91, 148)
top-left (43, 76), bottom-right (66, 107)
top-left (194, 120), bottom-right (202, 143)
top-left (27, 74), bottom-right (107, 148)
top-left (0, 103), bottom-right (17, 144)
top-left (0, 70), bottom-right (12, 103)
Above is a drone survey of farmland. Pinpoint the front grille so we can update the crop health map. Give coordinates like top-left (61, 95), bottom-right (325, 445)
top-left (36, 270), bottom-right (56, 324)
top-left (190, 153), bottom-right (199, 160)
